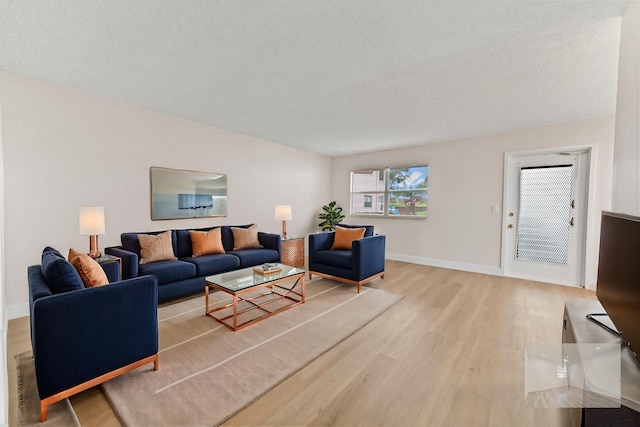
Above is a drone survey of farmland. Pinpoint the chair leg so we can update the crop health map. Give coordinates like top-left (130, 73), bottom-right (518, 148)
top-left (39, 354), bottom-right (158, 421)
top-left (40, 402), bottom-right (48, 422)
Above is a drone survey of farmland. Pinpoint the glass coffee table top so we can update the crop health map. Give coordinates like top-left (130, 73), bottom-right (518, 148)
top-left (205, 263), bottom-right (306, 331)
top-left (205, 263), bottom-right (305, 292)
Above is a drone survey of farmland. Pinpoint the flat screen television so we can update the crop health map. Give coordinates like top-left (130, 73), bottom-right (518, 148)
top-left (596, 211), bottom-right (640, 366)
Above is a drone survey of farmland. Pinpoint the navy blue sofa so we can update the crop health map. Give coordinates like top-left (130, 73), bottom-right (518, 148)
top-left (106, 225), bottom-right (281, 302)
top-left (308, 225), bottom-right (386, 292)
top-left (28, 249), bottom-right (158, 421)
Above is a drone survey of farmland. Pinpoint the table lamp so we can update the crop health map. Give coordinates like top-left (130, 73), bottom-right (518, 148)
top-left (275, 205), bottom-right (292, 239)
top-left (79, 206), bottom-right (105, 258)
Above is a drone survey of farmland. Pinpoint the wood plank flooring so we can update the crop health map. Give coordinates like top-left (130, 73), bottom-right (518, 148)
top-left (7, 260), bottom-right (595, 426)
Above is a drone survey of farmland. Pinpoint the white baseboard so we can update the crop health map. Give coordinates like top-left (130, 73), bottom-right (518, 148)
top-left (385, 253), bottom-right (502, 277)
top-left (7, 303), bottom-right (28, 320)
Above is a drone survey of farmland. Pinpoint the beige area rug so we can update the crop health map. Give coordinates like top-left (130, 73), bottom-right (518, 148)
top-left (102, 279), bottom-right (402, 426)
top-left (15, 351), bottom-right (81, 427)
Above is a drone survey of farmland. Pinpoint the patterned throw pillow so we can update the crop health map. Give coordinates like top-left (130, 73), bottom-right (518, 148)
top-left (68, 248), bottom-right (109, 287)
top-left (138, 230), bottom-right (178, 264)
top-left (331, 226), bottom-right (366, 250)
top-left (231, 224), bottom-right (264, 250)
top-left (189, 228), bottom-right (225, 257)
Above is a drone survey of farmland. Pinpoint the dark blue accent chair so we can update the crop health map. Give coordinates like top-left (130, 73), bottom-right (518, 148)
top-left (308, 225), bottom-right (386, 292)
top-left (28, 261), bottom-right (159, 421)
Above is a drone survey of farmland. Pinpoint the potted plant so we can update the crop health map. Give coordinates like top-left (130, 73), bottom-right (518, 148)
top-left (318, 201), bottom-right (345, 231)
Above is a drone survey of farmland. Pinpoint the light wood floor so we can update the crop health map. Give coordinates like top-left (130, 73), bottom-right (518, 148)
top-left (7, 260), bottom-right (595, 426)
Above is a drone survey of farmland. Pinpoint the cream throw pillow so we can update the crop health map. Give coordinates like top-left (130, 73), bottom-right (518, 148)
top-left (331, 226), bottom-right (366, 250)
top-left (138, 231), bottom-right (177, 264)
top-left (68, 248), bottom-right (109, 287)
top-left (189, 228), bottom-right (225, 257)
top-left (231, 224), bottom-right (264, 250)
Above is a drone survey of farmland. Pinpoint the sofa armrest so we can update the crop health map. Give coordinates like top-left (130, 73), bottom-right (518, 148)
top-left (105, 246), bottom-right (138, 279)
top-left (258, 232), bottom-right (281, 253)
top-left (352, 234), bottom-right (386, 279)
top-left (31, 274), bottom-right (158, 399)
top-left (100, 260), bottom-right (120, 283)
top-left (308, 232), bottom-right (335, 264)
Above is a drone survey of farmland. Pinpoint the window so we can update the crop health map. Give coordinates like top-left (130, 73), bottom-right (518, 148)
top-left (351, 165), bottom-right (428, 218)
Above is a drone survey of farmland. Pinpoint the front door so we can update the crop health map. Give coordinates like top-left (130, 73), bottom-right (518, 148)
top-left (503, 150), bottom-right (589, 287)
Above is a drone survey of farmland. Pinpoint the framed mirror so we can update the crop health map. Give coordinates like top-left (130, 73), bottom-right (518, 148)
top-left (150, 167), bottom-right (228, 220)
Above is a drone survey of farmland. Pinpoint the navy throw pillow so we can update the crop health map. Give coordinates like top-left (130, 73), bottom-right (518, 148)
top-left (41, 246), bottom-right (84, 294)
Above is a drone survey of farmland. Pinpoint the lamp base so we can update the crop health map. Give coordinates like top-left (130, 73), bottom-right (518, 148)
top-left (281, 221), bottom-right (288, 240)
top-left (88, 235), bottom-right (101, 259)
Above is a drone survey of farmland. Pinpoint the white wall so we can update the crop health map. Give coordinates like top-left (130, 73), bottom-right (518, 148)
top-left (0, 70), bottom-right (619, 316)
top-left (0, 71), bottom-right (332, 318)
top-left (331, 117), bottom-right (615, 286)
top-left (613, 2), bottom-right (640, 215)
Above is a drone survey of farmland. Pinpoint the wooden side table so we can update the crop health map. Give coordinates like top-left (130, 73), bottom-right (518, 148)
top-left (281, 236), bottom-right (305, 268)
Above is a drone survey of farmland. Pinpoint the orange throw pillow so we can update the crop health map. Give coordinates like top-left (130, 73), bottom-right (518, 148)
top-left (231, 224), bottom-right (264, 250)
top-left (189, 228), bottom-right (225, 257)
top-left (68, 248), bottom-right (109, 287)
top-left (138, 231), bottom-right (178, 264)
top-left (331, 226), bottom-right (366, 250)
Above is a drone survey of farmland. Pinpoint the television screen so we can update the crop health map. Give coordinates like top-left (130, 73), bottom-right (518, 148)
top-left (596, 211), bottom-right (640, 366)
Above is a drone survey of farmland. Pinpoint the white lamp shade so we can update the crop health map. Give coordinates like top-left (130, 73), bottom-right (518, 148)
top-left (79, 206), bottom-right (106, 235)
top-left (275, 205), bottom-right (292, 221)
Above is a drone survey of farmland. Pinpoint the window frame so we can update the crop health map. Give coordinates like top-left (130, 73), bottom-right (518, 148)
top-left (350, 165), bottom-right (428, 219)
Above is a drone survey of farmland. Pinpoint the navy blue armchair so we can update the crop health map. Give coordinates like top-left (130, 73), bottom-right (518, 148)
top-left (28, 261), bottom-right (159, 421)
top-left (308, 225), bottom-right (386, 292)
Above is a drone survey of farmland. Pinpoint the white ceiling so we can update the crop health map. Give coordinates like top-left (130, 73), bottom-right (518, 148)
top-left (0, 0), bottom-right (630, 157)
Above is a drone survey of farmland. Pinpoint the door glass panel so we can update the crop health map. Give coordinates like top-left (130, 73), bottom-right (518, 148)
top-left (516, 165), bottom-right (573, 264)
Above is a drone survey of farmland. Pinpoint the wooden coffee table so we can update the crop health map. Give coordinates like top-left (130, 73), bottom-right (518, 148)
top-left (205, 263), bottom-right (305, 331)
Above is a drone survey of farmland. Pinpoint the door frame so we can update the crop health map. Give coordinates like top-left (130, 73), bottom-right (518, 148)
top-left (501, 145), bottom-right (597, 288)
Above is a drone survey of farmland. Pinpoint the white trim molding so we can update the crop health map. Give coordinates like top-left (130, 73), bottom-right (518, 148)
top-left (385, 253), bottom-right (502, 277)
top-left (7, 303), bottom-right (28, 321)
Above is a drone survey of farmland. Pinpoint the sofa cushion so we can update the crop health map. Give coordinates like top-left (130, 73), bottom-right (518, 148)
top-left (314, 249), bottom-right (353, 269)
top-left (121, 230), bottom-right (178, 258)
top-left (181, 253), bottom-right (240, 276)
top-left (221, 225), bottom-right (249, 252)
top-left (41, 246), bottom-right (84, 294)
top-left (138, 259), bottom-right (196, 285)
top-left (331, 226), bottom-right (366, 250)
top-left (68, 248), bottom-right (109, 287)
top-left (138, 231), bottom-right (178, 265)
top-left (189, 228), bottom-right (225, 257)
top-left (175, 227), bottom-right (215, 258)
top-left (339, 224), bottom-right (374, 237)
top-left (231, 224), bottom-right (264, 250)
top-left (228, 248), bottom-right (280, 268)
